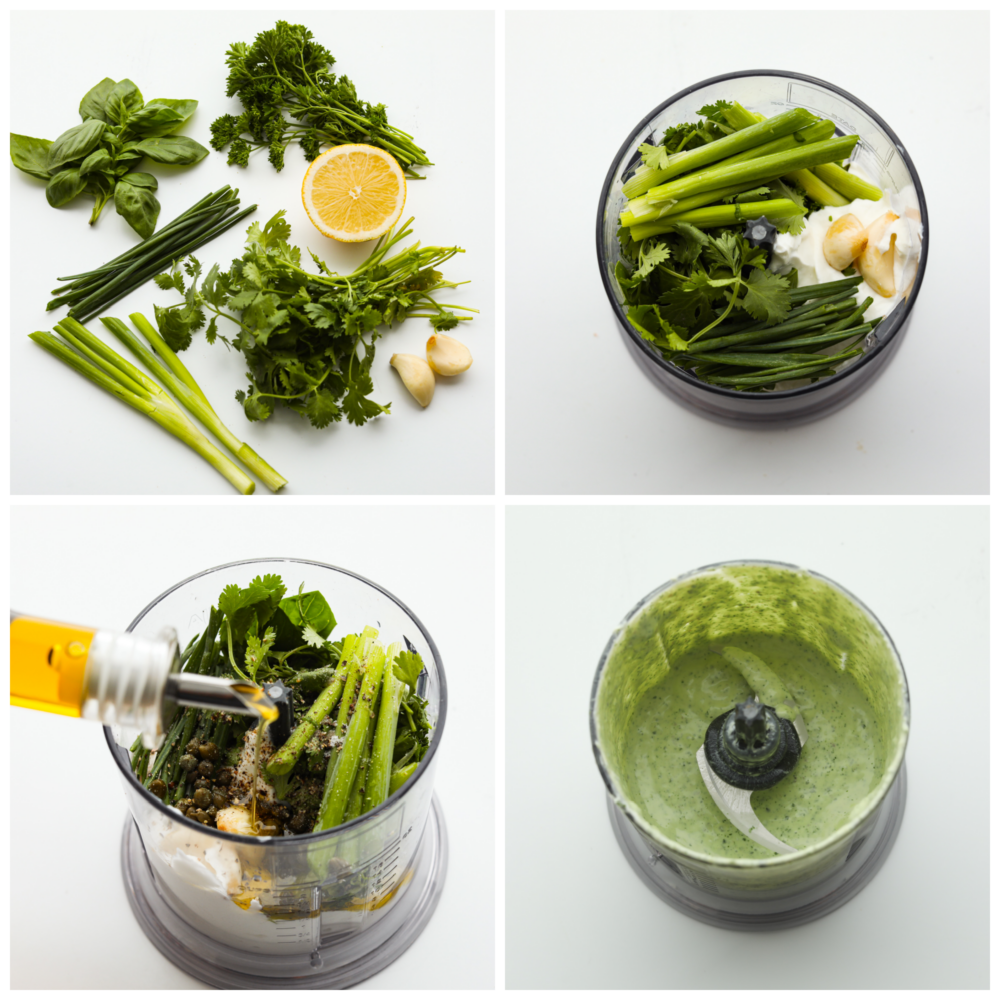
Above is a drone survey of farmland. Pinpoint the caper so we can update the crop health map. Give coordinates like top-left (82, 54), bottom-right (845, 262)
top-left (176, 798), bottom-right (194, 813)
top-left (197, 760), bottom-right (214, 777)
top-left (188, 809), bottom-right (210, 824)
top-left (212, 790), bottom-right (229, 810)
top-left (192, 787), bottom-right (212, 808)
top-left (193, 778), bottom-right (211, 791)
top-left (185, 738), bottom-right (202, 755)
top-left (149, 779), bottom-right (167, 800)
top-left (206, 806), bottom-right (218, 819)
top-left (215, 767), bottom-right (233, 787)
top-left (199, 742), bottom-right (220, 761)
top-left (179, 754), bottom-right (198, 773)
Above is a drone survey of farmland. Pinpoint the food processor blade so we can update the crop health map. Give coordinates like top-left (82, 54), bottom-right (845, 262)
top-left (696, 695), bottom-right (809, 855)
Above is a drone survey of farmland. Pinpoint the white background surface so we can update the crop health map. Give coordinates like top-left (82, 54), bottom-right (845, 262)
top-left (10, 504), bottom-right (494, 989)
top-left (505, 504), bottom-right (988, 989)
top-left (11, 10), bottom-right (494, 495)
top-left (506, 11), bottom-right (989, 495)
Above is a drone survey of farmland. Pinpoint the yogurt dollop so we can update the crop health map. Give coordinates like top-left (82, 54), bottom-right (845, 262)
top-left (769, 166), bottom-right (923, 323)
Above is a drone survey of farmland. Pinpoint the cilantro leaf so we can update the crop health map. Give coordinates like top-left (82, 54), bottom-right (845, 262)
top-left (740, 269), bottom-right (791, 324)
top-left (429, 311), bottom-right (460, 332)
top-left (697, 100), bottom-right (734, 125)
top-left (639, 143), bottom-right (670, 172)
top-left (393, 649), bottom-right (424, 689)
top-left (634, 240), bottom-right (671, 280)
top-left (244, 626), bottom-right (276, 682)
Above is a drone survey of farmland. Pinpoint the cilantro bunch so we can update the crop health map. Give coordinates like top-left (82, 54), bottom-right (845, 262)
top-left (619, 226), bottom-right (792, 350)
top-left (153, 212), bottom-right (474, 429)
top-left (210, 20), bottom-right (431, 176)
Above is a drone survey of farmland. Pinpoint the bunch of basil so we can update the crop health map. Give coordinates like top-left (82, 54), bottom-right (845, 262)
top-left (10, 78), bottom-right (209, 239)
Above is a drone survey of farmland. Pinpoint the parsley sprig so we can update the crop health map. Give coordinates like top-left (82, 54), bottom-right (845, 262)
top-left (210, 20), bottom-right (431, 176)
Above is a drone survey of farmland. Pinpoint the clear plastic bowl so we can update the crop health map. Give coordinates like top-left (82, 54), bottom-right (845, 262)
top-left (596, 71), bottom-right (929, 425)
top-left (590, 560), bottom-right (910, 928)
top-left (105, 558), bottom-right (448, 987)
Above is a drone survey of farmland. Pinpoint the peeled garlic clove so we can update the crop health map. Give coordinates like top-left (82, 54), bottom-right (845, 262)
top-left (856, 211), bottom-right (899, 297)
top-left (390, 353), bottom-right (435, 407)
top-left (822, 213), bottom-right (867, 270)
top-left (426, 333), bottom-right (473, 376)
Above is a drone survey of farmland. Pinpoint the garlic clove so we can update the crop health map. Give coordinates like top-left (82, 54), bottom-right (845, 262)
top-left (426, 332), bottom-right (473, 376)
top-left (390, 353), bottom-right (435, 407)
top-left (822, 213), bottom-right (867, 270)
top-left (856, 211), bottom-right (899, 297)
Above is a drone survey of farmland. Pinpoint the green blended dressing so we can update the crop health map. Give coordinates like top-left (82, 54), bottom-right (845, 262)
top-left (596, 564), bottom-right (906, 862)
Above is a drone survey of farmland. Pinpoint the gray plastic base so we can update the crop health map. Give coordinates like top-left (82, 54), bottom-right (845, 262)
top-left (120, 795), bottom-right (448, 988)
top-left (608, 763), bottom-right (906, 929)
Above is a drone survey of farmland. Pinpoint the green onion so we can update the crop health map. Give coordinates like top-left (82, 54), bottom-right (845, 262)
top-left (644, 134), bottom-right (860, 206)
top-left (623, 107), bottom-right (819, 199)
top-left (812, 162), bottom-right (883, 202)
top-left (32, 321), bottom-right (258, 494)
top-left (630, 199), bottom-right (805, 241)
top-left (98, 314), bottom-right (287, 492)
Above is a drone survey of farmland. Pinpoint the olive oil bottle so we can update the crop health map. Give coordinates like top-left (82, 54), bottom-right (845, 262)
top-left (10, 613), bottom-right (277, 752)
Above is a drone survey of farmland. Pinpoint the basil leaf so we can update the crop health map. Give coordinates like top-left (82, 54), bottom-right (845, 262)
top-left (46, 168), bottom-right (88, 207)
top-left (10, 133), bottom-right (53, 180)
top-left (47, 119), bottom-right (106, 171)
top-left (104, 79), bottom-right (144, 125)
top-left (79, 78), bottom-right (116, 123)
top-left (114, 175), bottom-right (160, 238)
top-left (115, 150), bottom-right (144, 169)
top-left (85, 171), bottom-right (116, 198)
top-left (128, 99), bottom-right (198, 138)
top-left (79, 147), bottom-right (113, 174)
top-left (121, 170), bottom-right (158, 190)
top-left (132, 135), bottom-right (209, 165)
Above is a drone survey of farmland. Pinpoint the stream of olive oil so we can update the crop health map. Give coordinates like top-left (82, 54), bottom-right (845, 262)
top-left (232, 683), bottom-right (279, 832)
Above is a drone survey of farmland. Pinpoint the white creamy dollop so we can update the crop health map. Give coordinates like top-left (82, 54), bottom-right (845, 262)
top-left (769, 165), bottom-right (923, 322)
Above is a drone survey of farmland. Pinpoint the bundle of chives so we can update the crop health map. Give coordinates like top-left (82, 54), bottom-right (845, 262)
top-left (47, 187), bottom-right (256, 324)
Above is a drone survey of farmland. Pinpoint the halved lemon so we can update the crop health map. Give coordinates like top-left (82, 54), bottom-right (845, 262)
top-left (301, 144), bottom-right (407, 242)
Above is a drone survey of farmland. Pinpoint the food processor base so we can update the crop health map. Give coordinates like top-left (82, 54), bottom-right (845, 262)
top-left (607, 763), bottom-right (906, 930)
top-left (120, 795), bottom-right (448, 988)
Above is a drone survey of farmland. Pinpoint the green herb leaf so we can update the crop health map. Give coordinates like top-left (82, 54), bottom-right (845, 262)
top-left (634, 240), bottom-right (671, 280)
top-left (46, 168), bottom-right (87, 207)
top-left (47, 119), bottom-right (106, 171)
top-left (244, 627), bottom-right (276, 683)
top-left (114, 175), bottom-right (161, 239)
top-left (104, 79), bottom-right (145, 125)
top-left (127, 99), bottom-right (198, 137)
top-left (79, 147), bottom-right (113, 175)
top-left (393, 649), bottom-right (424, 689)
top-left (739, 269), bottom-right (791, 324)
top-left (79, 78), bottom-right (117, 123)
top-left (10, 133), bottom-right (53, 180)
top-left (132, 136), bottom-right (210, 165)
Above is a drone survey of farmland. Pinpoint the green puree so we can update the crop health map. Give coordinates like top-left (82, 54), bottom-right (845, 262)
top-left (596, 564), bottom-right (905, 862)
top-left (621, 635), bottom-right (882, 859)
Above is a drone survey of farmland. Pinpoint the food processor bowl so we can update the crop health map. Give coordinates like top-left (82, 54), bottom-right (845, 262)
top-left (590, 560), bottom-right (910, 929)
top-left (105, 558), bottom-right (448, 988)
top-left (596, 71), bottom-right (929, 425)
